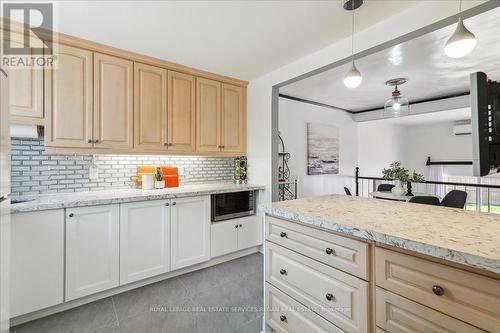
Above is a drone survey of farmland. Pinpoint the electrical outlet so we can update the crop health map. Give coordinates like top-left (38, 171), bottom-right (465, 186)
top-left (89, 165), bottom-right (99, 180)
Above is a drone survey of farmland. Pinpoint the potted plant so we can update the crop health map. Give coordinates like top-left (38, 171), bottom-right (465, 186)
top-left (154, 167), bottom-right (165, 189)
top-left (382, 161), bottom-right (408, 195)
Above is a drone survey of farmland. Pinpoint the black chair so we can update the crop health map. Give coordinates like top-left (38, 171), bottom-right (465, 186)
top-left (377, 183), bottom-right (395, 192)
top-left (441, 190), bottom-right (467, 209)
top-left (408, 196), bottom-right (441, 206)
top-left (344, 187), bottom-right (352, 196)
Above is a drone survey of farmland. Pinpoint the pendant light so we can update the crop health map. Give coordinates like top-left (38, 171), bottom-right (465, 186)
top-left (343, 1), bottom-right (362, 89)
top-left (444, 0), bottom-right (477, 58)
top-left (384, 78), bottom-right (410, 117)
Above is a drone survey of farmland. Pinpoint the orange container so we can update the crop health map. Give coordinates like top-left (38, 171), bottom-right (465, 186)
top-left (129, 166), bottom-right (155, 189)
top-left (161, 166), bottom-right (179, 188)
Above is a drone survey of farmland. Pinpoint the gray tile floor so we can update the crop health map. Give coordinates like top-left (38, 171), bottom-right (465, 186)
top-left (13, 253), bottom-right (264, 333)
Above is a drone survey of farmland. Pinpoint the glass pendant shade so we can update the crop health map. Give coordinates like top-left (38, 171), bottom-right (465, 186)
top-left (445, 17), bottom-right (477, 58)
top-left (344, 62), bottom-right (362, 88)
top-left (384, 95), bottom-right (410, 117)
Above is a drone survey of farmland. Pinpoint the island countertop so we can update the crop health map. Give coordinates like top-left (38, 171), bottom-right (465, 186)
top-left (11, 183), bottom-right (265, 213)
top-left (260, 195), bottom-right (500, 275)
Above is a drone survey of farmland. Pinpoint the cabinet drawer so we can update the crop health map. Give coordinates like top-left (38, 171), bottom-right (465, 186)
top-left (375, 247), bottom-right (500, 332)
top-left (376, 288), bottom-right (486, 333)
top-left (265, 283), bottom-right (344, 333)
top-left (266, 216), bottom-right (368, 280)
top-left (266, 241), bottom-right (368, 333)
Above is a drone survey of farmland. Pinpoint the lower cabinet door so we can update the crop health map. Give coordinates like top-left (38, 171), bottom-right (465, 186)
top-left (211, 219), bottom-right (238, 258)
top-left (65, 205), bottom-right (120, 301)
top-left (237, 216), bottom-right (262, 250)
top-left (10, 210), bottom-right (64, 317)
top-left (266, 283), bottom-right (344, 333)
top-left (120, 200), bottom-right (171, 284)
top-left (171, 195), bottom-right (210, 270)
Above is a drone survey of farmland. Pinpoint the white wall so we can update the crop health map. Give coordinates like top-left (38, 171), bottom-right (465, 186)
top-left (278, 98), bottom-right (357, 198)
top-left (403, 122), bottom-right (473, 177)
top-left (247, 1), bottom-right (484, 203)
top-left (357, 120), bottom-right (406, 177)
top-left (357, 119), bottom-right (474, 179)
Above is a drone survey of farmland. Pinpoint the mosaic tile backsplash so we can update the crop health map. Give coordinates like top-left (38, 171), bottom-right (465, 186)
top-left (11, 137), bottom-right (236, 197)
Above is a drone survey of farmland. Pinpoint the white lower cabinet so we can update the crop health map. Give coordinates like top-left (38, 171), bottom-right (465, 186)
top-left (65, 205), bottom-right (120, 301)
top-left (120, 200), bottom-right (171, 284)
top-left (211, 216), bottom-right (262, 258)
top-left (171, 195), bottom-right (211, 270)
top-left (10, 210), bottom-right (65, 317)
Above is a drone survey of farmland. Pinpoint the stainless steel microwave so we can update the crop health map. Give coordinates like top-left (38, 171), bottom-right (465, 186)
top-left (211, 191), bottom-right (255, 222)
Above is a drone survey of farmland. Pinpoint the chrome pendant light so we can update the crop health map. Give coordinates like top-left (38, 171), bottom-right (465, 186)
top-left (343, 0), bottom-right (362, 89)
top-left (445, 0), bottom-right (477, 58)
top-left (384, 78), bottom-right (410, 117)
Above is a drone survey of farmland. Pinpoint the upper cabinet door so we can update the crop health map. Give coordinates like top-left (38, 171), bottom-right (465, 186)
top-left (93, 53), bottom-right (133, 150)
top-left (196, 78), bottom-right (221, 153)
top-left (221, 83), bottom-right (246, 154)
top-left (7, 33), bottom-right (44, 123)
top-left (134, 62), bottom-right (168, 151)
top-left (45, 44), bottom-right (93, 148)
top-left (167, 71), bottom-right (195, 152)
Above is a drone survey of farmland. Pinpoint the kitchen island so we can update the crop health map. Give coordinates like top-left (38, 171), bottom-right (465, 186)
top-left (261, 195), bottom-right (500, 333)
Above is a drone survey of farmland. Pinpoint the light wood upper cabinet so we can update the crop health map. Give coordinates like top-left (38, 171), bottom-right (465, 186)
top-left (196, 78), bottom-right (221, 152)
top-left (167, 71), bottom-right (196, 152)
top-left (93, 53), bottom-right (133, 149)
top-left (7, 33), bottom-right (44, 124)
top-left (45, 44), bottom-right (93, 148)
top-left (221, 83), bottom-right (246, 154)
top-left (134, 62), bottom-right (168, 152)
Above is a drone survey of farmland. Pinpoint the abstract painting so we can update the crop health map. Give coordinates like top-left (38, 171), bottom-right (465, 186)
top-left (307, 123), bottom-right (339, 175)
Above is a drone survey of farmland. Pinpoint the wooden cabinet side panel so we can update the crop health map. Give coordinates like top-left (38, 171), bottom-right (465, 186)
top-left (133, 62), bottom-right (167, 151)
top-left (94, 53), bottom-right (133, 149)
top-left (167, 71), bottom-right (195, 152)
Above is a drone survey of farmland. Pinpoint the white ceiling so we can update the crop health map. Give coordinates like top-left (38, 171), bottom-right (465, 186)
top-left (280, 6), bottom-right (500, 111)
top-left (51, 0), bottom-right (420, 80)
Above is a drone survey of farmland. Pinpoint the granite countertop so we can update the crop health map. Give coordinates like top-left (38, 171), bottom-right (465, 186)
top-left (11, 183), bottom-right (265, 213)
top-left (261, 195), bottom-right (500, 275)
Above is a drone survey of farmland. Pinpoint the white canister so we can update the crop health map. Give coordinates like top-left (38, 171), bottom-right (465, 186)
top-left (142, 174), bottom-right (154, 190)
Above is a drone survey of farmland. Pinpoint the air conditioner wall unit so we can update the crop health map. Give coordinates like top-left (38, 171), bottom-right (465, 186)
top-left (453, 123), bottom-right (472, 136)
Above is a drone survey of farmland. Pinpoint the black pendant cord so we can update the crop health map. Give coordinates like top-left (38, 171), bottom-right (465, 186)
top-left (350, 1), bottom-right (355, 64)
